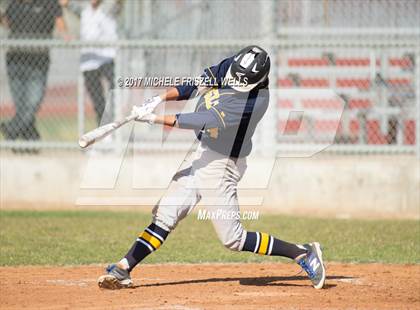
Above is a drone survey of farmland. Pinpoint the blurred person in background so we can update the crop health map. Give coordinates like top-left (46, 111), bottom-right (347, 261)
top-left (60, 0), bottom-right (122, 125)
top-left (0, 0), bottom-right (70, 142)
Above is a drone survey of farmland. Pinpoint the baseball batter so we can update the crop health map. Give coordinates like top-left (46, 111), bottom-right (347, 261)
top-left (98, 46), bottom-right (326, 290)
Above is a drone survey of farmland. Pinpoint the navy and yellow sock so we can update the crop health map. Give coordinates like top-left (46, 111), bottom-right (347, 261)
top-left (124, 223), bottom-right (169, 271)
top-left (242, 232), bottom-right (307, 260)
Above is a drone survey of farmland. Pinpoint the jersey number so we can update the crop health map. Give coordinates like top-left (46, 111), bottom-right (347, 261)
top-left (204, 89), bottom-right (220, 109)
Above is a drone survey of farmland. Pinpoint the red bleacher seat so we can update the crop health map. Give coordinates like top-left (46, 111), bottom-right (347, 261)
top-left (336, 78), bottom-right (371, 90)
top-left (278, 119), bottom-right (305, 134)
top-left (404, 120), bottom-right (416, 145)
top-left (300, 78), bottom-right (329, 87)
top-left (387, 78), bottom-right (411, 86)
top-left (301, 99), bottom-right (342, 109)
top-left (366, 120), bottom-right (387, 144)
top-left (288, 58), bottom-right (329, 67)
top-left (314, 120), bottom-right (340, 132)
top-left (349, 119), bottom-right (360, 136)
top-left (389, 57), bottom-right (413, 69)
top-left (278, 99), bottom-right (294, 108)
top-left (335, 58), bottom-right (370, 66)
top-left (348, 99), bottom-right (372, 109)
top-left (278, 78), bottom-right (294, 88)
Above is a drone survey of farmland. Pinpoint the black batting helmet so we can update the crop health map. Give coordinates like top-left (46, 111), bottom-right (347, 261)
top-left (225, 45), bottom-right (270, 92)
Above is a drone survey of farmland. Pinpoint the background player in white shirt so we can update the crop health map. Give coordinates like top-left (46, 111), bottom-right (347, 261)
top-left (61, 0), bottom-right (122, 124)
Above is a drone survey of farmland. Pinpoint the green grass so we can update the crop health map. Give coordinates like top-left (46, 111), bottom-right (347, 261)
top-left (0, 210), bottom-right (418, 266)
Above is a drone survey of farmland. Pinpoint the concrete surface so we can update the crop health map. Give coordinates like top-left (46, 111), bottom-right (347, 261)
top-left (1, 150), bottom-right (419, 219)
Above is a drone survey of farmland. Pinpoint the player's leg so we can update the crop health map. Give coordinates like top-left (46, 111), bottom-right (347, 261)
top-left (207, 155), bottom-right (326, 289)
top-left (241, 232), bottom-right (326, 289)
top-left (97, 221), bottom-right (171, 289)
top-left (206, 155), bottom-right (307, 257)
top-left (20, 62), bottom-right (49, 141)
top-left (98, 148), bottom-right (201, 289)
top-left (213, 213), bottom-right (326, 289)
top-left (2, 59), bottom-right (26, 140)
top-left (121, 165), bottom-right (200, 271)
top-left (83, 68), bottom-right (105, 125)
top-left (98, 61), bottom-right (115, 124)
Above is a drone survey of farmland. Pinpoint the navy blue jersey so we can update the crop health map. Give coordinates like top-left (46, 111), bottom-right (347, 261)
top-left (175, 57), bottom-right (269, 158)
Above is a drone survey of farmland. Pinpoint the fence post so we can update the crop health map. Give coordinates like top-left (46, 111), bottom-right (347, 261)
top-left (77, 71), bottom-right (85, 137)
top-left (416, 47), bottom-right (420, 158)
top-left (259, 0), bottom-right (277, 157)
top-left (114, 47), bottom-right (123, 150)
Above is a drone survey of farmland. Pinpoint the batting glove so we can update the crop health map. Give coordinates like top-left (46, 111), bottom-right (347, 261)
top-left (143, 95), bottom-right (162, 111)
top-left (131, 95), bottom-right (161, 124)
top-left (131, 105), bottom-right (157, 124)
top-left (136, 113), bottom-right (157, 125)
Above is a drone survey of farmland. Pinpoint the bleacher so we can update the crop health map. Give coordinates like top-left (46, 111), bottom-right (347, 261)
top-left (277, 51), bottom-right (416, 145)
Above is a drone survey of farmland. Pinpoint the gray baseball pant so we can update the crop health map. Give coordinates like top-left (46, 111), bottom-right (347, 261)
top-left (152, 143), bottom-right (248, 251)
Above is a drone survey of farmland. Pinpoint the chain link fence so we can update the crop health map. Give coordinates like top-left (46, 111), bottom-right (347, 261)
top-left (0, 0), bottom-right (419, 155)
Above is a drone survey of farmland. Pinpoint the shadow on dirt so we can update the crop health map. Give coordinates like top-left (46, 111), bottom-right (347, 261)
top-left (133, 275), bottom-right (352, 289)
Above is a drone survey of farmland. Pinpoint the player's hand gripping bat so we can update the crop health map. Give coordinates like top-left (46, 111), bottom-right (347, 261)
top-left (78, 97), bottom-right (162, 148)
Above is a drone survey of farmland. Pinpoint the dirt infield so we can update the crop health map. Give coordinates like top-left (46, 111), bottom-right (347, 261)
top-left (1, 263), bottom-right (419, 309)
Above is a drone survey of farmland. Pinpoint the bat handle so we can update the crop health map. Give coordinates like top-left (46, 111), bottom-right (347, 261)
top-left (120, 113), bottom-right (138, 126)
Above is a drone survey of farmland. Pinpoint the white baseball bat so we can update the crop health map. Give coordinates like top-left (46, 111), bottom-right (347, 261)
top-left (78, 114), bottom-right (137, 148)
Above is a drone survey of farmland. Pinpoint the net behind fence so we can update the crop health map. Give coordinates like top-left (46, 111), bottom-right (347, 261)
top-left (0, 0), bottom-right (418, 154)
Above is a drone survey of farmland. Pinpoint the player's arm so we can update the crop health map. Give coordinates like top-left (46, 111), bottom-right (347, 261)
top-left (134, 110), bottom-right (222, 130)
top-left (55, 2), bottom-right (71, 41)
top-left (142, 86), bottom-right (188, 111)
top-left (158, 87), bottom-right (181, 102)
top-left (153, 115), bottom-right (178, 127)
top-left (0, 13), bottom-right (8, 28)
top-left (138, 87), bottom-right (181, 115)
top-left (141, 62), bottom-right (221, 113)
top-left (59, 0), bottom-right (83, 17)
top-left (142, 84), bottom-right (200, 114)
top-left (1, 4), bottom-right (11, 28)
top-left (55, 17), bottom-right (70, 38)
top-left (151, 64), bottom-right (220, 104)
top-left (157, 83), bottom-right (202, 102)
